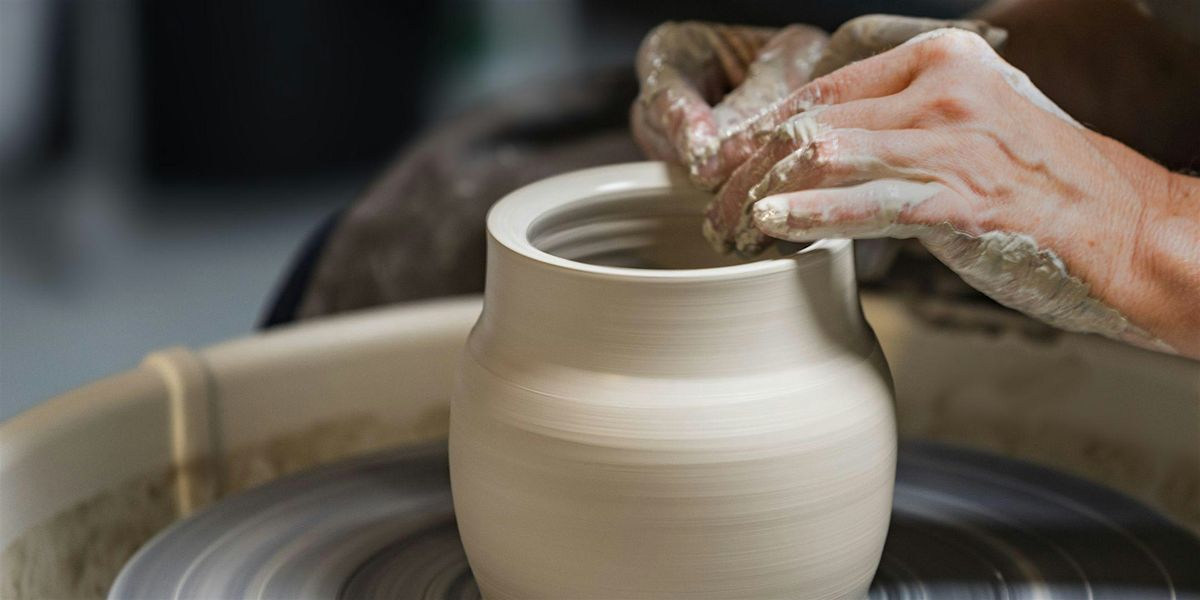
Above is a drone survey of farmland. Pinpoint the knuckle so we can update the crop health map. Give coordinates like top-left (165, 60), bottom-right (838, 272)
top-left (808, 136), bottom-right (847, 176)
top-left (917, 28), bottom-right (991, 63)
top-left (771, 110), bottom-right (827, 148)
top-left (922, 92), bottom-right (975, 123)
top-left (804, 73), bottom-right (844, 107)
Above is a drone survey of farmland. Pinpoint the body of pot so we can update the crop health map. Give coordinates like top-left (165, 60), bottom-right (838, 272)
top-left (449, 163), bottom-right (896, 599)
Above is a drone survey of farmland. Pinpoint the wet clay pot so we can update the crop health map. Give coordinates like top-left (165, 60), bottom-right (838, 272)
top-left (449, 162), bottom-right (896, 599)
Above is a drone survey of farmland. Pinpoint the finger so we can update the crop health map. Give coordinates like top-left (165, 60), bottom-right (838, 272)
top-left (634, 71), bottom-right (723, 183)
top-left (711, 36), bottom-right (929, 169)
top-left (761, 24), bottom-right (831, 90)
top-left (811, 15), bottom-right (1007, 78)
top-left (715, 28), bottom-right (1006, 176)
top-left (707, 110), bottom-right (833, 246)
top-left (774, 38), bottom-right (929, 115)
top-left (718, 24), bottom-right (829, 112)
top-left (630, 101), bottom-right (682, 163)
top-left (752, 179), bottom-right (961, 241)
top-left (631, 73), bottom-right (711, 156)
top-left (691, 25), bottom-right (830, 188)
top-left (808, 80), bottom-right (995, 132)
top-left (805, 90), bottom-right (925, 132)
top-left (701, 93), bottom-right (908, 192)
top-left (634, 23), bottom-right (774, 183)
top-left (657, 83), bottom-right (721, 172)
top-left (709, 24), bottom-right (775, 87)
top-left (635, 23), bottom-right (773, 102)
top-left (703, 118), bottom-right (828, 254)
top-left (706, 126), bottom-right (935, 253)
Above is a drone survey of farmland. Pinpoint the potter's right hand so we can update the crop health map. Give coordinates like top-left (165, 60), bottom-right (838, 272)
top-left (737, 30), bottom-right (1200, 359)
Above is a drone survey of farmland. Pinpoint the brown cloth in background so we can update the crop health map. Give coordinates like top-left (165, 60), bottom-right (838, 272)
top-left (295, 68), bottom-right (643, 319)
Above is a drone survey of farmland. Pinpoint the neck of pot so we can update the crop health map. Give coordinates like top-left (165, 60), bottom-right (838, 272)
top-left (474, 237), bottom-right (876, 376)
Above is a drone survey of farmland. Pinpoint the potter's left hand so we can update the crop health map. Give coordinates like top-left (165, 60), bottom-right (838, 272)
top-left (710, 29), bottom-right (1200, 358)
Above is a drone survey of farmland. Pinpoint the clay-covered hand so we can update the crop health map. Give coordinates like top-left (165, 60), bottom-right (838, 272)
top-left (632, 16), bottom-right (1005, 192)
top-left (722, 29), bottom-right (1199, 356)
top-left (631, 22), bottom-right (829, 189)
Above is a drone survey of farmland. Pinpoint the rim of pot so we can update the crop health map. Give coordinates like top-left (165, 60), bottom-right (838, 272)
top-left (486, 161), bottom-right (851, 282)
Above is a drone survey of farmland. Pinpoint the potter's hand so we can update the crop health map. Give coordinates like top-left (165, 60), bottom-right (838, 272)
top-left (632, 16), bottom-right (1005, 191)
top-left (631, 22), bottom-right (829, 189)
top-left (720, 28), bottom-right (1200, 357)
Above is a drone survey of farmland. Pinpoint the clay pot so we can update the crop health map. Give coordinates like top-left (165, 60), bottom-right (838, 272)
top-left (449, 162), bottom-right (896, 599)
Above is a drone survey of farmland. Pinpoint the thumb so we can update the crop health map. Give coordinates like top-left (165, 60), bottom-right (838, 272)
top-left (751, 179), bottom-right (954, 240)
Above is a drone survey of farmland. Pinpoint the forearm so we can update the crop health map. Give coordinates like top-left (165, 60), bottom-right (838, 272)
top-left (1130, 171), bottom-right (1200, 357)
top-left (975, 0), bottom-right (1200, 169)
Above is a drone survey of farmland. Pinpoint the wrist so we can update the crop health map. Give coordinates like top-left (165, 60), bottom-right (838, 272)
top-left (1126, 170), bottom-right (1200, 356)
top-left (1077, 129), bottom-right (1199, 356)
top-left (1167, 170), bottom-right (1200, 206)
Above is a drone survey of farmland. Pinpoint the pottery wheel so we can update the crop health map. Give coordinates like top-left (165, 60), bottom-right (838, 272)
top-left (110, 441), bottom-right (1200, 599)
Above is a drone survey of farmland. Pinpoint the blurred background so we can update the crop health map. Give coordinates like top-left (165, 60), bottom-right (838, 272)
top-left (0, 0), bottom-right (985, 419)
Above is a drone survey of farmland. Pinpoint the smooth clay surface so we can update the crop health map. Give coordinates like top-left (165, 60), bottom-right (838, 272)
top-left (449, 163), bottom-right (897, 599)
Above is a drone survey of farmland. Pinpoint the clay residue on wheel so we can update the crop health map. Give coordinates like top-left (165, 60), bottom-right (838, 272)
top-left (0, 410), bottom-right (451, 600)
top-left (224, 410), bottom-right (449, 493)
top-left (0, 465), bottom-right (194, 600)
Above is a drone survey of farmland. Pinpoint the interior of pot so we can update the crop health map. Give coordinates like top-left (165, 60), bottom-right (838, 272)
top-left (527, 192), bottom-right (797, 270)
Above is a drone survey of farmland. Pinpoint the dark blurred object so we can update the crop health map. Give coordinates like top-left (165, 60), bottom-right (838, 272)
top-left (139, 2), bottom-right (437, 180)
top-left (268, 67), bottom-right (643, 323)
top-left (0, 0), bottom-right (71, 176)
top-left (4, 0), bottom-right (989, 184)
